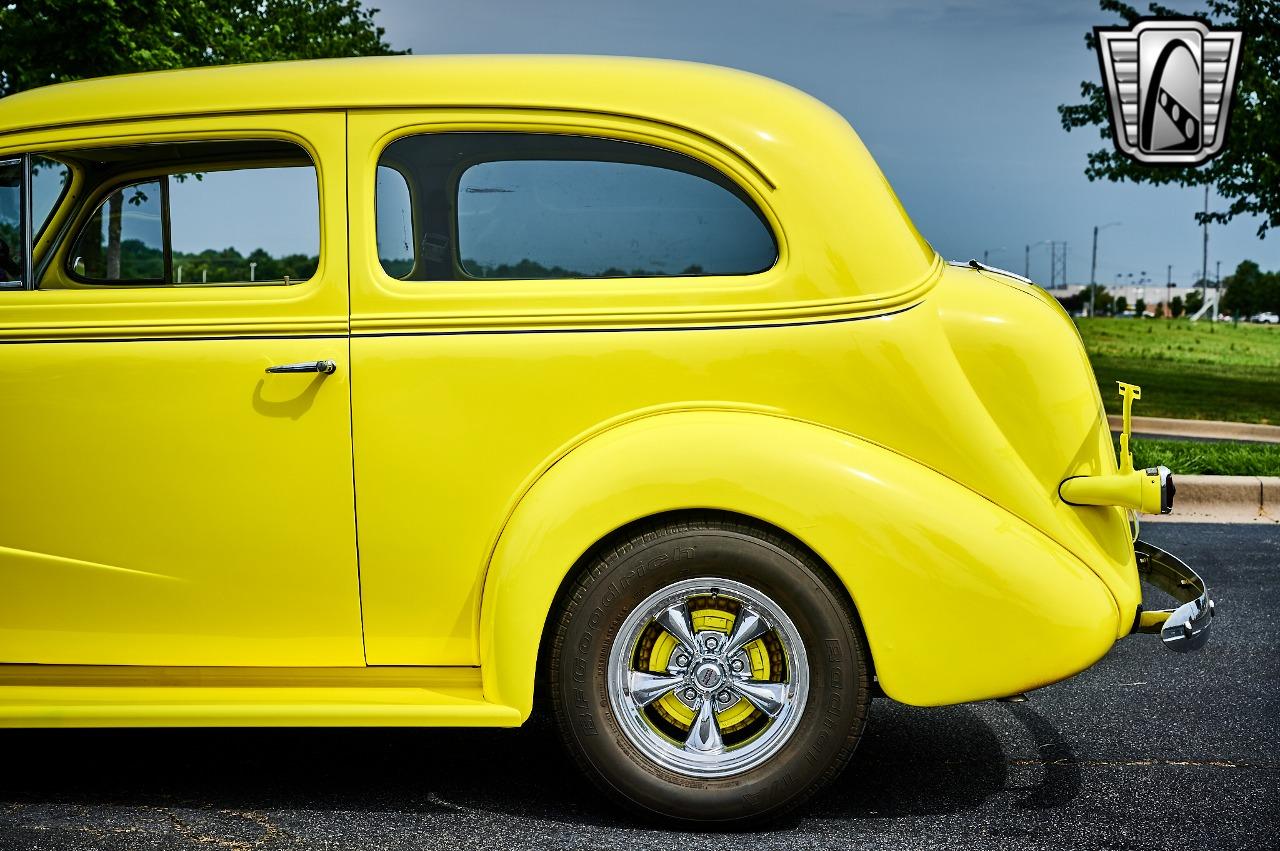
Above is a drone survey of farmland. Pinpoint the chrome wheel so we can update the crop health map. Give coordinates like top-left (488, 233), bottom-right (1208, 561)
top-left (607, 577), bottom-right (809, 778)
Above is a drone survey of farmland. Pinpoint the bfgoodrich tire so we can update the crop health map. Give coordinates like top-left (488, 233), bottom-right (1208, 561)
top-left (547, 514), bottom-right (871, 825)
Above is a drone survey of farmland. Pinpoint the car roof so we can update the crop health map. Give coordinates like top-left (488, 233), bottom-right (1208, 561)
top-left (0, 55), bottom-right (820, 139)
top-left (0, 56), bottom-right (939, 304)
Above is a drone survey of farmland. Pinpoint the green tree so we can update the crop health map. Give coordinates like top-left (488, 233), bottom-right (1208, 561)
top-left (1059, 1), bottom-right (1280, 237)
top-left (0, 0), bottom-right (400, 97)
top-left (1171, 295), bottom-right (1185, 317)
top-left (1081, 283), bottom-right (1114, 315)
top-left (1135, 297), bottom-right (1147, 316)
top-left (1221, 260), bottom-right (1280, 316)
top-left (1186, 288), bottom-right (1206, 314)
top-left (1116, 295), bottom-right (1129, 315)
top-left (0, 1), bottom-right (397, 277)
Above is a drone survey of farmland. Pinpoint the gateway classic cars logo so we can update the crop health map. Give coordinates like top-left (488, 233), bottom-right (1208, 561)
top-left (1095, 18), bottom-right (1243, 165)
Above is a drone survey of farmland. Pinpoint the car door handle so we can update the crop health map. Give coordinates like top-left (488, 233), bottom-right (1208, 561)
top-left (265, 360), bottom-right (337, 375)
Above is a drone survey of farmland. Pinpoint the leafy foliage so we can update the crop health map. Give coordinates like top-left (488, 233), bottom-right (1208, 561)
top-left (0, 0), bottom-right (400, 97)
top-left (1220, 259), bottom-right (1280, 315)
top-left (1058, 1), bottom-right (1280, 236)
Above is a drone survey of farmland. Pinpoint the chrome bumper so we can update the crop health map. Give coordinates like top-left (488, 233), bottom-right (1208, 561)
top-left (1132, 539), bottom-right (1215, 652)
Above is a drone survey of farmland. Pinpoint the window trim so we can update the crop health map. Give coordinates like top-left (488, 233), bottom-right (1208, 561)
top-left (21, 152), bottom-right (34, 290)
top-left (371, 127), bottom-right (785, 289)
top-left (52, 151), bottom-right (322, 291)
top-left (64, 175), bottom-right (169, 288)
top-left (0, 154), bottom-right (36, 290)
top-left (0, 155), bottom-right (26, 290)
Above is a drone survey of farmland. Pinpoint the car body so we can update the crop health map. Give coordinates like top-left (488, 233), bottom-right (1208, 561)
top-left (0, 56), bottom-right (1211, 822)
top-left (1251, 311), bottom-right (1279, 324)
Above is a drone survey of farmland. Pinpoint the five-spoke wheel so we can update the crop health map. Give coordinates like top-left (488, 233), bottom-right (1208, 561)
top-left (549, 515), bottom-right (871, 824)
top-left (608, 577), bottom-right (808, 777)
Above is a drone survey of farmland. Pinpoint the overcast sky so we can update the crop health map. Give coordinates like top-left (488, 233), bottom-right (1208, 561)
top-left (369, 0), bottom-right (1277, 288)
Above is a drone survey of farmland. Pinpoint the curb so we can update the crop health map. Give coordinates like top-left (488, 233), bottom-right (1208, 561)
top-left (1109, 414), bottom-right (1280, 444)
top-left (1144, 474), bottom-right (1280, 524)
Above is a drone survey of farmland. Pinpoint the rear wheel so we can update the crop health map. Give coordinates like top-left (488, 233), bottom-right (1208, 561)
top-left (547, 515), bottom-right (871, 824)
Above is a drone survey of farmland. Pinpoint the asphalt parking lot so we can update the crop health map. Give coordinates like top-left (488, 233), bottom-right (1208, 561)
top-left (1, 523), bottom-right (1276, 851)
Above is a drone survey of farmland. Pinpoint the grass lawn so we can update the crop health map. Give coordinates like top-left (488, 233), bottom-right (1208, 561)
top-left (1125, 436), bottom-right (1280, 477)
top-left (1075, 318), bottom-right (1280, 424)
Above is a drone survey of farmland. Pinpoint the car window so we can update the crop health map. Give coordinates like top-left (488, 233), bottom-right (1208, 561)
top-left (377, 165), bottom-right (415, 279)
top-left (71, 179), bottom-right (165, 282)
top-left (32, 156), bottom-right (70, 237)
top-left (0, 159), bottom-right (22, 287)
top-left (51, 140), bottom-right (318, 288)
top-left (375, 132), bottom-right (776, 281)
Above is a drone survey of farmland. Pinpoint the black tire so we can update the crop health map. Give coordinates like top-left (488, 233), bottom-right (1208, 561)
top-left (547, 513), bottom-right (871, 825)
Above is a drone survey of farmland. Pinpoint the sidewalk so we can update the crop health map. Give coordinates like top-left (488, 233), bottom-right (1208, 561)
top-left (1110, 414), bottom-right (1280, 444)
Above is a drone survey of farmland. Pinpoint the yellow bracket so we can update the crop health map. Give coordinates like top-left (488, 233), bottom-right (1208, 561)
top-left (1058, 381), bottom-right (1166, 514)
top-left (1116, 382), bottom-right (1141, 474)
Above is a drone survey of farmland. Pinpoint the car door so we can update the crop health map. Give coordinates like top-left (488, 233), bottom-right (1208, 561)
top-left (346, 112), bottom-right (783, 665)
top-left (0, 113), bottom-right (363, 667)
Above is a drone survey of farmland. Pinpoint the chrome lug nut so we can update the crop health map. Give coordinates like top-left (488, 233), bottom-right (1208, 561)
top-left (718, 690), bottom-right (732, 703)
top-left (675, 654), bottom-right (690, 667)
top-left (705, 636), bottom-right (719, 651)
top-left (683, 688), bottom-right (698, 701)
top-left (730, 659), bottom-right (745, 672)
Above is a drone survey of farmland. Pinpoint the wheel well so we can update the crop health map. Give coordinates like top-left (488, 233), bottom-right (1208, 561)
top-left (531, 508), bottom-right (878, 718)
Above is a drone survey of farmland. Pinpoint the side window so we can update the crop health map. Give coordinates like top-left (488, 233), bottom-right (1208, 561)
top-left (0, 155), bottom-right (72, 289)
top-left (48, 140), bottom-right (318, 288)
top-left (0, 159), bottom-right (22, 287)
top-left (31, 156), bottom-right (70, 237)
top-left (376, 165), bottom-right (414, 279)
top-left (71, 179), bottom-right (164, 282)
top-left (375, 133), bottom-right (777, 281)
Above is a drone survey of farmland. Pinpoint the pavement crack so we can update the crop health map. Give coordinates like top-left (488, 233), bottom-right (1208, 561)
top-left (153, 805), bottom-right (296, 850)
top-left (1006, 757), bottom-right (1274, 769)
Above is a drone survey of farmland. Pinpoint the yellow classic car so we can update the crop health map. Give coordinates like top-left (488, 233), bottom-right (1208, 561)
top-left (0, 55), bottom-right (1211, 824)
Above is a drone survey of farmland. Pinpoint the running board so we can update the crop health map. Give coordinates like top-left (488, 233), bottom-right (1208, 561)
top-left (0, 665), bottom-right (522, 728)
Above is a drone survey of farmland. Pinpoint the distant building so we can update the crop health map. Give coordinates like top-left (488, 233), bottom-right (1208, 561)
top-left (1051, 282), bottom-right (1216, 316)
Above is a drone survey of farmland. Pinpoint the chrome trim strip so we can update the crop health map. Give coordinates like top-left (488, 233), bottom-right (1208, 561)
top-left (21, 152), bottom-right (33, 290)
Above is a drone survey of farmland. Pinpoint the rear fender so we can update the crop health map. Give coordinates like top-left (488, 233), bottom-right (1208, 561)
top-left (479, 411), bottom-right (1118, 718)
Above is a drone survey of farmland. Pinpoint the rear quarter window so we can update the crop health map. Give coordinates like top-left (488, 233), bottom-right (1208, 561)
top-left (375, 132), bottom-right (777, 282)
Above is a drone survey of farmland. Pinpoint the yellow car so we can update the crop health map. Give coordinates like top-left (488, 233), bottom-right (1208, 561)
top-left (0, 55), bottom-right (1212, 824)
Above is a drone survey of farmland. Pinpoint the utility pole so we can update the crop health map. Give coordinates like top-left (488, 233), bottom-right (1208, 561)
top-left (1050, 241), bottom-right (1057, 289)
top-left (1215, 259), bottom-right (1222, 321)
top-left (1167, 264), bottom-right (1173, 316)
top-left (1025, 244), bottom-right (1030, 278)
top-left (1089, 223), bottom-right (1121, 317)
top-left (1201, 185), bottom-right (1209, 319)
top-left (1090, 227), bottom-right (1099, 308)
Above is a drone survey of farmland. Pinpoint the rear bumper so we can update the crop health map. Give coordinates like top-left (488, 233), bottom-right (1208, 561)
top-left (1132, 539), bottom-right (1215, 652)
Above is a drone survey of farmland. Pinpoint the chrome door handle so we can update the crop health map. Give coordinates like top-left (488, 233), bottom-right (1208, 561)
top-left (265, 360), bottom-right (337, 375)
